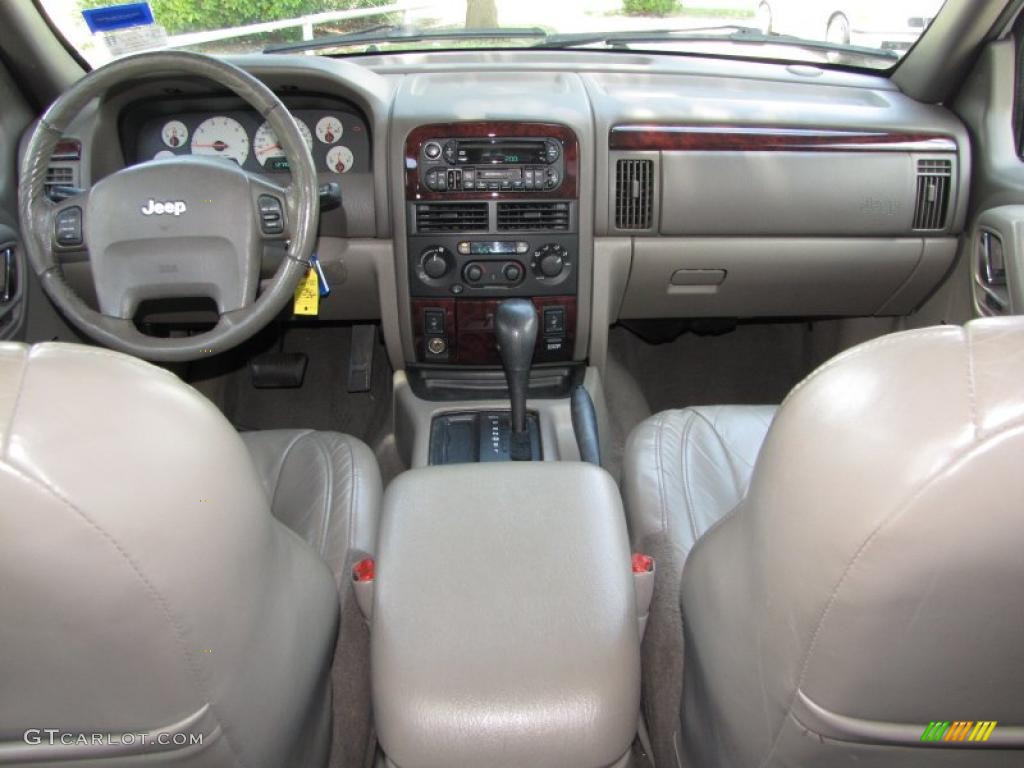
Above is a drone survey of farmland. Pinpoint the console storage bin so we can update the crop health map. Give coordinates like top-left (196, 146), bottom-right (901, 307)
top-left (372, 462), bottom-right (640, 768)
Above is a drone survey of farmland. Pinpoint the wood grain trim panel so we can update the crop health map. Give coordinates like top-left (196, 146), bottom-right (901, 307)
top-left (411, 296), bottom-right (576, 365)
top-left (405, 122), bottom-right (578, 201)
top-left (608, 125), bottom-right (958, 153)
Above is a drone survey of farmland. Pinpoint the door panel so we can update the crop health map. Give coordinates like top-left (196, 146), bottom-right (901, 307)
top-left (955, 35), bottom-right (1024, 316)
top-left (0, 58), bottom-right (32, 339)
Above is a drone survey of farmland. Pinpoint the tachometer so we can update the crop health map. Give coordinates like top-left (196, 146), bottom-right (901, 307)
top-left (190, 116), bottom-right (249, 165)
top-left (315, 116), bottom-right (343, 144)
top-left (325, 145), bottom-right (355, 173)
top-left (253, 119), bottom-right (313, 168)
top-left (161, 120), bottom-right (188, 148)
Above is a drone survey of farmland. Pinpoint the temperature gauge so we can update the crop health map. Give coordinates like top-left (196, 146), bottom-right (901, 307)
top-left (325, 145), bottom-right (354, 174)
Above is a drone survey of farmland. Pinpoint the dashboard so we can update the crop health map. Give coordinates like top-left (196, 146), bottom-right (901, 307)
top-left (27, 51), bottom-right (972, 371)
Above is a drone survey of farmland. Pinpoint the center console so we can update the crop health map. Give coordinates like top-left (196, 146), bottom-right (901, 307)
top-left (405, 122), bottom-right (579, 366)
top-left (371, 463), bottom-right (641, 768)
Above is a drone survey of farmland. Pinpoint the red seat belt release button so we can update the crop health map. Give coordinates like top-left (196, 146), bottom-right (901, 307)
top-left (632, 553), bottom-right (655, 640)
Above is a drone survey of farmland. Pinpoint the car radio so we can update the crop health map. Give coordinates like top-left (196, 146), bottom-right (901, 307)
top-left (418, 137), bottom-right (565, 192)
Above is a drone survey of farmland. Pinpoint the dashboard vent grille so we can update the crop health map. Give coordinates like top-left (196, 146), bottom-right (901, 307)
top-left (913, 159), bottom-right (952, 231)
top-left (615, 159), bottom-right (654, 230)
top-left (415, 203), bottom-right (488, 232)
top-left (496, 202), bottom-right (570, 231)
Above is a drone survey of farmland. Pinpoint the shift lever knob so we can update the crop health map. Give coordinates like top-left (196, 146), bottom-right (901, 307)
top-left (495, 299), bottom-right (538, 436)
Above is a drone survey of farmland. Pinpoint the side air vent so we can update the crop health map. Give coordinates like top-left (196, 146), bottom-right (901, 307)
top-left (496, 201), bottom-right (570, 231)
top-left (912, 158), bottom-right (952, 231)
top-left (415, 202), bottom-right (488, 233)
top-left (615, 159), bottom-right (654, 230)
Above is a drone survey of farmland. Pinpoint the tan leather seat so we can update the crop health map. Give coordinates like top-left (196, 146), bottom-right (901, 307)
top-left (0, 343), bottom-right (380, 767)
top-left (624, 318), bottom-right (1024, 767)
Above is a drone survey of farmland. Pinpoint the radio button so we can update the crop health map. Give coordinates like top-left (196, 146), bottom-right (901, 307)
top-left (503, 263), bottom-right (522, 282)
top-left (546, 140), bottom-right (560, 163)
top-left (424, 142), bottom-right (442, 160)
top-left (464, 264), bottom-right (484, 283)
top-left (443, 141), bottom-right (457, 163)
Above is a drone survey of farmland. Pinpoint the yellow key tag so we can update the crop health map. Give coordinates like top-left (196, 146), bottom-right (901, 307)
top-left (293, 267), bottom-right (319, 316)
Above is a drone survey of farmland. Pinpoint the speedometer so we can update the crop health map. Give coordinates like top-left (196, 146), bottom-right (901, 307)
top-left (190, 116), bottom-right (249, 165)
top-left (253, 119), bottom-right (313, 168)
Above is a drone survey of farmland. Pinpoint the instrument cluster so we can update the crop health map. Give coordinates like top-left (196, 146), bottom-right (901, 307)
top-left (133, 102), bottom-right (369, 175)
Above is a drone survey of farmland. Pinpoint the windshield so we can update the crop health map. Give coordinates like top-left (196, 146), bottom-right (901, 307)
top-left (41, 0), bottom-right (946, 70)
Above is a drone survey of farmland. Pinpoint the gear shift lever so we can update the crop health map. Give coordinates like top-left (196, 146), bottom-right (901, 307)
top-left (495, 299), bottom-right (538, 460)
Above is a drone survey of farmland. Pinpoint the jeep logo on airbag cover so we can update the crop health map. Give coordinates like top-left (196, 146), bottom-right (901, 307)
top-left (141, 199), bottom-right (187, 216)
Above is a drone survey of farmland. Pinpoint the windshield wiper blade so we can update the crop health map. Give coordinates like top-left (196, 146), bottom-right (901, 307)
top-left (264, 25), bottom-right (548, 54)
top-left (534, 26), bottom-right (899, 60)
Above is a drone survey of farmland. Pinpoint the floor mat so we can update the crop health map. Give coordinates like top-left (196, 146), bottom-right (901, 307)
top-left (607, 321), bottom-right (828, 415)
top-left (187, 322), bottom-right (394, 457)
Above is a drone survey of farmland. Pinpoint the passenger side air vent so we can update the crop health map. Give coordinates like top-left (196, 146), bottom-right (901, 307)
top-left (415, 202), bottom-right (488, 233)
top-left (912, 158), bottom-right (952, 231)
top-left (615, 159), bottom-right (654, 230)
top-left (496, 201), bottom-right (570, 231)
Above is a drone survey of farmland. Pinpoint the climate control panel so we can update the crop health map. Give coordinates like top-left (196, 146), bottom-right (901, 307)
top-left (409, 235), bottom-right (576, 299)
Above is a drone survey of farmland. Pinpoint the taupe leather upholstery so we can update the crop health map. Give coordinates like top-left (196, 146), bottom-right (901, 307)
top-left (626, 318), bottom-right (1024, 767)
top-left (622, 405), bottom-right (776, 766)
top-left (372, 463), bottom-right (640, 768)
top-left (0, 343), bottom-right (380, 767)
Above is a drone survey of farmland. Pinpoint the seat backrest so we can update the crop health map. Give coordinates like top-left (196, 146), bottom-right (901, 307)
top-left (0, 343), bottom-right (338, 767)
top-left (680, 318), bottom-right (1024, 767)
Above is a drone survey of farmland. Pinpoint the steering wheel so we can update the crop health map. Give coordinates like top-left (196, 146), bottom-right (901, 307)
top-left (18, 51), bottom-right (319, 362)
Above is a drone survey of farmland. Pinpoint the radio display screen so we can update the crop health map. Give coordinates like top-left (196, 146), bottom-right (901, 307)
top-left (469, 241), bottom-right (518, 255)
top-left (458, 141), bottom-right (547, 165)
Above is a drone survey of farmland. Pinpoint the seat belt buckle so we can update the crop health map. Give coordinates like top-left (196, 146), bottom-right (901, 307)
top-left (632, 553), bottom-right (655, 640)
top-left (352, 557), bottom-right (375, 620)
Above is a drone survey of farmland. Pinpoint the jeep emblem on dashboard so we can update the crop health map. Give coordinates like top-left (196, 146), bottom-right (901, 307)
top-left (141, 199), bottom-right (187, 216)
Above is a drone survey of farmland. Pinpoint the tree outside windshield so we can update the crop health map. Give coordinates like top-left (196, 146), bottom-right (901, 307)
top-left (41, 0), bottom-right (945, 69)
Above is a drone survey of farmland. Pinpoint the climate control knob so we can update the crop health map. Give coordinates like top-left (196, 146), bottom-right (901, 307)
top-left (420, 247), bottom-right (453, 280)
top-left (534, 244), bottom-right (568, 278)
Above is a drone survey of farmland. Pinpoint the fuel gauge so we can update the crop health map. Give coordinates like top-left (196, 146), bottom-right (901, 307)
top-left (316, 116), bottom-right (343, 144)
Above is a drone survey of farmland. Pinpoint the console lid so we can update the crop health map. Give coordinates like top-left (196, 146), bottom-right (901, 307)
top-left (372, 463), bottom-right (640, 768)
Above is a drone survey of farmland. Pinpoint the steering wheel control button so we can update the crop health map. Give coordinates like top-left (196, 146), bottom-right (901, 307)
top-left (258, 195), bottom-right (284, 235)
top-left (54, 206), bottom-right (83, 247)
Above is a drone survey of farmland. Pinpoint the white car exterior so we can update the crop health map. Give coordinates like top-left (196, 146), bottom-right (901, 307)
top-left (754, 0), bottom-right (945, 51)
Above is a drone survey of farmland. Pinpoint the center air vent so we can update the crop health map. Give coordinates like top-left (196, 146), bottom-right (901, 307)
top-left (496, 202), bottom-right (570, 231)
top-left (912, 158), bottom-right (952, 231)
top-left (415, 203), bottom-right (488, 233)
top-left (615, 159), bottom-right (654, 230)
